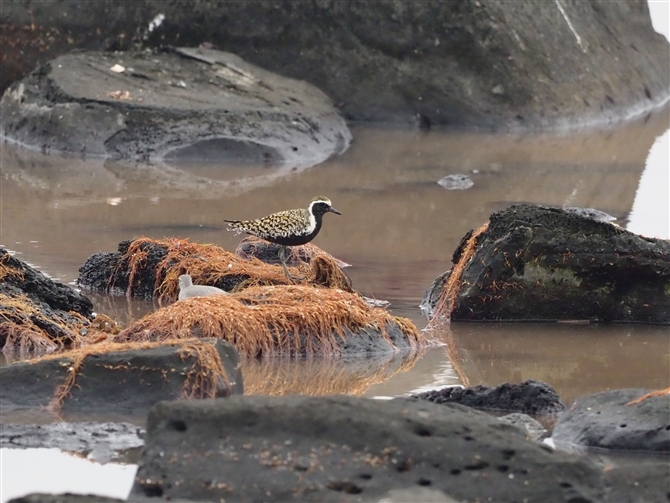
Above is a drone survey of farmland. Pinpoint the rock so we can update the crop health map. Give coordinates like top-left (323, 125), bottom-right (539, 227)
top-left (378, 488), bottom-right (461, 503)
top-left (552, 388), bottom-right (670, 452)
top-left (78, 238), bottom-right (352, 299)
top-left (132, 395), bottom-right (605, 502)
top-left (1, 1), bottom-right (668, 129)
top-left (1, 248), bottom-right (94, 353)
top-left (422, 204), bottom-right (670, 323)
top-left (602, 462), bottom-right (670, 503)
top-left (0, 47), bottom-right (351, 164)
top-left (235, 236), bottom-right (351, 269)
top-left (498, 413), bottom-right (549, 442)
top-left (8, 496), bottom-right (124, 503)
top-left (112, 285), bottom-right (426, 357)
top-left (413, 380), bottom-right (564, 416)
top-left (437, 174), bottom-right (474, 190)
top-left (0, 422), bottom-right (144, 456)
top-left (0, 338), bottom-right (243, 419)
top-left (0, 248), bottom-right (93, 317)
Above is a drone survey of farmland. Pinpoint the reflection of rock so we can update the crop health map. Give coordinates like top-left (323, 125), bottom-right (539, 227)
top-left (552, 388), bottom-right (670, 452)
top-left (423, 204), bottom-right (670, 323)
top-left (413, 380), bottom-right (564, 416)
top-left (0, 48), bottom-right (351, 166)
top-left (242, 351), bottom-right (423, 395)
top-left (2, 2), bottom-right (668, 129)
top-left (134, 395), bottom-right (606, 502)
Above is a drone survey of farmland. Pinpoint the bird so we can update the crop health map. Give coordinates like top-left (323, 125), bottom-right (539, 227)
top-left (178, 274), bottom-right (228, 300)
top-left (224, 196), bottom-right (341, 280)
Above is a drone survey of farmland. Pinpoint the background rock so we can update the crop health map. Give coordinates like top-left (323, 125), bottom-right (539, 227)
top-left (0, 48), bottom-right (351, 163)
top-left (1, 0), bottom-right (668, 129)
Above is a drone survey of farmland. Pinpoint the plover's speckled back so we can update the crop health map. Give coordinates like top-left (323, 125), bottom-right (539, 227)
top-left (225, 196), bottom-right (341, 279)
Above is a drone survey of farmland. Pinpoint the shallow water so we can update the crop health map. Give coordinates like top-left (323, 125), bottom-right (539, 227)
top-left (2, 106), bottom-right (669, 413)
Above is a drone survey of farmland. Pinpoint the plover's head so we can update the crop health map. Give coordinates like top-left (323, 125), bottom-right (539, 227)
top-left (309, 196), bottom-right (341, 217)
top-left (178, 274), bottom-right (193, 290)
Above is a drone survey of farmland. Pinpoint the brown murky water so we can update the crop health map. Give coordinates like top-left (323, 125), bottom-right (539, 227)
top-left (1, 108), bottom-right (669, 414)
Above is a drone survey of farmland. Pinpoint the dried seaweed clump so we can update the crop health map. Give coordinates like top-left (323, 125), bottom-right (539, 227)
top-left (427, 222), bottom-right (489, 328)
top-left (120, 237), bottom-right (349, 303)
top-left (0, 292), bottom-right (88, 355)
top-left (113, 285), bottom-right (424, 357)
top-left (44, 339), bottom-right (230, 412)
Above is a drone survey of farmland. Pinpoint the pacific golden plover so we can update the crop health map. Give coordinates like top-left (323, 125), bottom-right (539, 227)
top-left (224, 196), bottom-right (341, 280)
top-left (178, 274), bottom-right (228, 300)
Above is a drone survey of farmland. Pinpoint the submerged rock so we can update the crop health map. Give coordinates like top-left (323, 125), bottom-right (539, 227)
top-left (0, 248), bottom-right (93, 354)
top-left (552, 388), bottom-right (670, 452)
top-left (423, 204), bottom-right (670, 323)
top-left (0, 48), bottom-right (351, 164)
top-left (0, 338), bottom-right (242, 418)
top-left (437, 174), bottom-right (474, 190)
top-left (2, 1), bottom-right (668, 129)
top-left (132, 395), bottom-right (606, 502)
top-left (413, 380), bottom-right (564, 416)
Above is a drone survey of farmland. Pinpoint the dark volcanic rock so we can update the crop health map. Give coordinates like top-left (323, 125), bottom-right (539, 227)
top-left (1, 248), bottom-right (93, 317)
top-left (423, 204), bottom-right (670, 323)
top-left (0, 47), bottom-right (351, 162)
top-left (602, 461), bottom-right (670, 503)
top-left (552, 388), bottom-right (670, 452)
top-left (8, 496), bottom-right (125, 503)
top-left (1, 1), bottom-right (668, 129)
top-left (1, 248), bottom-right (94, 352)
top-left (498, 413), bottom-right (549, 442)
top-left (132, 395), bottom-right (605, 502)
top-left (0, 338), bottom-right (242, 418)
top-left (413, 380), bottom-right (564, 416)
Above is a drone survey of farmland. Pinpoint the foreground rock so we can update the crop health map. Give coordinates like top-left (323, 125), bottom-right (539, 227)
top-left (0, 338), bottom-right (242, 418)
top-left (414, 380), bottom-right (564, 416)
top-left (0, 248), bottom-right (93, 353)
top-left (2, 1), bottom-right (668, 129)
top-left (133, 395), bottom-right (605, 502)
top-left (552, 388), bottom-right (670, 452)
top-left (423, 204), bottom-right (670, 323)
top-left (0, 47), bottom-right (351, 164)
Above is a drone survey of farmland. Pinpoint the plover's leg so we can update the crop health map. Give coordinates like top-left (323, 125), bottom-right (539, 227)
top-left (278, 245), bottom-right (295, 282)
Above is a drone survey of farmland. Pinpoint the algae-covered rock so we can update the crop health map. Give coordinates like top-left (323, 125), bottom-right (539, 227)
top-left (1, 248), bottom-right (93, 353)
top-left (0, 338), bottom-right (242, 418)
top-left (423, 204), bottom-right (670, 323)
top-left (112, 284), bottom-right (425, 357)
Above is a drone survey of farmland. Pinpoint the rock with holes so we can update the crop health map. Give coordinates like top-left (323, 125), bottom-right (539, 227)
top-left (413, 380), bottom-right (564, 416)
top-left (0, 338), bottom-right (242, 422)
top-left (552, 388), bottom-right (670, 452)
top-left (422, 204), bottom-right (670, 323)
top-left (132, 395), bottom-right (606, 502)
top-left (0, 48), bottom-right (351, 166)
top-left (0, 247), bottom-right (94, 354)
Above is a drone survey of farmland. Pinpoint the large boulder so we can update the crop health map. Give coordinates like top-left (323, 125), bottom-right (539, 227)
top-left (422, 204), bottom-right (670, 323)
top-left (0, 47), bottom-right (351, 164)
top-left (552, 388), bottom-right (670, 452)
top-left (1, 1), bottom-right (668, 129)
top-left (132, 395), bottom-right (606, 502)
